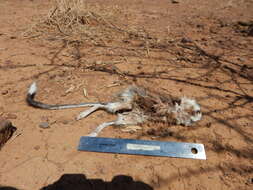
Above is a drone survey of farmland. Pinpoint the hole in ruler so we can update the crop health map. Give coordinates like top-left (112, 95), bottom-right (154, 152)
top-left (191, 147), bottom-right (198, 154)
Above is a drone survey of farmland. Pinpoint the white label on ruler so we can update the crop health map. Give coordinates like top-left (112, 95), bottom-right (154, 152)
top-left (126, 143), bottom-right (160, 151)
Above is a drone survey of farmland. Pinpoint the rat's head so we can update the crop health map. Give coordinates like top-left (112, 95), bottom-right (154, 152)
top-left (172, 97), bottom-right (202, 126)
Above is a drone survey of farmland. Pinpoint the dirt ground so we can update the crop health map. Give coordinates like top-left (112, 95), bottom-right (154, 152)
top-left (0, 0), bottom-right (252, 189)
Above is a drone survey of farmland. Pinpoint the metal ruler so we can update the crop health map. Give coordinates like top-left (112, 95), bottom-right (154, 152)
top-left (78, 137), bottom-right (206, 160)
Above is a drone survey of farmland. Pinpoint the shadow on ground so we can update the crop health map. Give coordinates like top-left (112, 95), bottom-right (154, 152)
top-left (0, 174), bottom-right (153, 190)
top-left (0, 187), bottom-right (19, 190)
top-left (40, 174), bottom-right (153, 190)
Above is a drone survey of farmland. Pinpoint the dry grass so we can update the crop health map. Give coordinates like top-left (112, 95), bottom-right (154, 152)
top-left (22, 0), bottom-right (163, 68)
top-left (23, 0), bottom-right (229, 70)
top-left (22, 0), bottom-right (237, 71)
top-left (23, 0), bottom-right (149, 46)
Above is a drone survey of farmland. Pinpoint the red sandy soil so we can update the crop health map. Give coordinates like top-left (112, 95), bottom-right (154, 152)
top-left (0, 0), bottom-right (252, 190)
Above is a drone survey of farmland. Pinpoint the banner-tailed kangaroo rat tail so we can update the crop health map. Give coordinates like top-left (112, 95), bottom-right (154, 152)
top-left (26, 82), bottom-right (102, 110)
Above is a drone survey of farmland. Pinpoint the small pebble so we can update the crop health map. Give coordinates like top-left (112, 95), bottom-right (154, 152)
top-left (39, 122), bottom-right (50, 129)
top-left (1, 90), bottom-right (8, 95)
top-left (181, 37), bottom-right (192, 43)
top-left (171, 0), bottom-right (179, 3)
top-left (34, 145), bottom-right (40, 150)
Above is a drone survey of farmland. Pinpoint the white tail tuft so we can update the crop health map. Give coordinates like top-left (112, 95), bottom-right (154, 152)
top-left (28, 82), bottom-right (37, 95)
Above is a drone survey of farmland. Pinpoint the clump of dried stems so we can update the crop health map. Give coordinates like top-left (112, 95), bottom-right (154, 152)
top-left (23, 0), bottom-right (171, 64)
top-left (23, 0), bottom-right (133, 45)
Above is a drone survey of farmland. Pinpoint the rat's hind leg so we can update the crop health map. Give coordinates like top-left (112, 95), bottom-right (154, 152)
top-left (77, 101), bottom-right (132, 121)
top-left (87, 121), bottom-right (116, 137)
top-left (76, 104), bottom-right (104, 120)
top-left (87, 112), bottom-right (145, 137)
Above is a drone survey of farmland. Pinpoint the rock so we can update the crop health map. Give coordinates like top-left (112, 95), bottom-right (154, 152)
top-left (248, 26), bottom-right (253, 36)
top-left (206, 122), bottom-right (212, 128)
top-left (0, 119), bottom-right (17, 149)
top-left (181, 37), bottom-right (192, 43)
top-left (34, 145), bottom-right (40, 150)
top-left (171, 0), bottom-right (179, 3)
top-left (39, 122), bottom-right (50, 129)
top-left (1, 90), bottom-right (8, 95)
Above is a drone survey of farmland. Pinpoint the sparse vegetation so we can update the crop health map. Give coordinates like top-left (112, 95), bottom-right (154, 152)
top-left (23, 0), bottom-right (144, 46)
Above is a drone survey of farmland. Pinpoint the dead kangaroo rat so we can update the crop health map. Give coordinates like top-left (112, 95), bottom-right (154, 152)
top-left (27, 82), bottom-right (202, 137)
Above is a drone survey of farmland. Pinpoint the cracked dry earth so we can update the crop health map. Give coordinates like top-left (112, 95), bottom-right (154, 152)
top-left (0, 0), bottom-right (253, 190)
